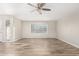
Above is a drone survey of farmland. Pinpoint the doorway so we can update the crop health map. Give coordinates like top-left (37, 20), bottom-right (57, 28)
top-left (6, 20), bottom-right (11, 42)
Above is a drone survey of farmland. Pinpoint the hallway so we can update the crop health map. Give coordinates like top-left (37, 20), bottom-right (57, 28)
top-left (0, 38), bottom-right (79, 56)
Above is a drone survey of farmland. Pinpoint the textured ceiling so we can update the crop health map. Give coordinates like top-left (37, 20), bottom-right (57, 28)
top-left (0, 3), bottom-right (79, 21)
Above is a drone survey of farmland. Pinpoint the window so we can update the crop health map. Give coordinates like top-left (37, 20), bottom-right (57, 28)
top-left (31, 23), bottom-right (48, 33)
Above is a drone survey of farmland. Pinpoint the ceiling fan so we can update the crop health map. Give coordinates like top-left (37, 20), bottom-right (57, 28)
top-left (27, 3), bottom-right (51, 14)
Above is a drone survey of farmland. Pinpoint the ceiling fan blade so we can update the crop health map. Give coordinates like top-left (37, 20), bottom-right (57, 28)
top-left (39, 3), bottom-right (46, 8)
top-left (37, 3), bottom-right (40, 8)
top-left (42, 8), bottom-right (51, 11)
top-left (37, 3), bottom-right (45, 9)
top-left (27, 3), bottom-right (37, 8)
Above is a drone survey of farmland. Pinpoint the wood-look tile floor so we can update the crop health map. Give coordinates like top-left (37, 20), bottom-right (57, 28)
top-left (0, 38), bottom-right (79, 56)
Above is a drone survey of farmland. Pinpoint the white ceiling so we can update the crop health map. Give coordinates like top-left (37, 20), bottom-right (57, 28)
top-left (0, 3), bottom-right (79, 21)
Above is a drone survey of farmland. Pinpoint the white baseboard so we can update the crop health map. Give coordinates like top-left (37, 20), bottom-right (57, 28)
top-left (0, 38), bottom-right (21, 43)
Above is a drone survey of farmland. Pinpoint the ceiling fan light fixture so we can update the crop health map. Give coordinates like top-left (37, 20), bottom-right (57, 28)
top-left (27, 3), bottom-right (51, 14)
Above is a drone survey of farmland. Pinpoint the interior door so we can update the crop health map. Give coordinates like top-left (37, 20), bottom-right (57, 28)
top-left (6, 16), bottom-right (14, 42)
top-left (6, 20), bottom-right (11, 41)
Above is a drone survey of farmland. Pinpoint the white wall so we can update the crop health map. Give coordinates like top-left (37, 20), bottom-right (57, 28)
top-left (0, 16), bottom-right (6, 42)
top-left (13, 17), bottom-right (22, 41)
top-left (22, 21), bottom-right (57, 38)
top-left (57, 15), bottom-right (79, 48)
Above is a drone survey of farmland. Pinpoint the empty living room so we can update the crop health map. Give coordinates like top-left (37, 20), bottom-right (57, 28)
top-left (0, 3), bottom-right (79, 56)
